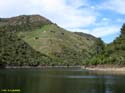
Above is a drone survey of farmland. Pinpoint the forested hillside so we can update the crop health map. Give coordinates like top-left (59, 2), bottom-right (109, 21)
top-left (0, 15), bottom-right (100, 67)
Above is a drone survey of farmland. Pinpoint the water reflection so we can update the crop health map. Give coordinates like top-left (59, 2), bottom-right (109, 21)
top-left (0, 68), bottom-right (125, 93)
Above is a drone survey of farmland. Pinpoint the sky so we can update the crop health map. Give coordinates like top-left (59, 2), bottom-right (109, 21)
top-left (0, 0), bottom-right (125, 43)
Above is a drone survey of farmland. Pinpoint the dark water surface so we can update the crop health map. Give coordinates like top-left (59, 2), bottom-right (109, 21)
top-left (0, 67), bottom-right (125, 93)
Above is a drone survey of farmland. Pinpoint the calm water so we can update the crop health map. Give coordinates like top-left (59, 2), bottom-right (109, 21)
top-left (0, 67), bottom-right (125, 93)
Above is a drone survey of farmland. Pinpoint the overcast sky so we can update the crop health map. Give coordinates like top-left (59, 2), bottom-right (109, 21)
top-left (0, 0), bottom-right (125, 43)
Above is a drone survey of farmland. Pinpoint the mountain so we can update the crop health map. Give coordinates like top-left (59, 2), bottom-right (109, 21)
top-left (0, 15), bottom-right (100, 67)
top-left (86, 24), bottom-right (125, 65)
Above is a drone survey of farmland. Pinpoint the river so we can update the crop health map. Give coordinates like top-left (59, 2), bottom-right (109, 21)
top-left (0, 67), bottom-right (125, 93)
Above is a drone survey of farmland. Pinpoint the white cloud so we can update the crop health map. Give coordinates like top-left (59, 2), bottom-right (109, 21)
top-left (100, 0), bottom-right (125, 14)
top-left (0, 0), bottom-right (32, 17)
top-left (90, 6), bottom-right (95, 9)
top-left (29, 0), bottom-right (97, 29)
top-left (0, 0), bottom-right (97, 29)
top-left (91, 26), bottom-right (120, 37)
top-left (102, 18), bottom-right (109, 21)
top-left (94, 18), bottom-right (112, 27)
top-left (75, 26), bottom-right (120, 37)
top-left (116, 18), bottom-right (125, 23)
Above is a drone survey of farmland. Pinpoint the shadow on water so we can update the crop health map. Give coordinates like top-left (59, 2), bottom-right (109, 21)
top-left (0, 67), bottom-right (125, 93)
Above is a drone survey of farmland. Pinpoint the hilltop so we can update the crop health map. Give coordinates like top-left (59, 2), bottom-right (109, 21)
top-left (0, 15), bottom-right (52, 31)
top-left (0, 15), bottom-right (101, 67)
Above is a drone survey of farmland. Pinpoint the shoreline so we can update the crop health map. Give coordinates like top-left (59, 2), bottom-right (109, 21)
top-left (82, 65), bottom-right (125, 74)
top-left (1, 65), bottom-right (125, 74)
top-left (4, 65), bottom-right (81, 69)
